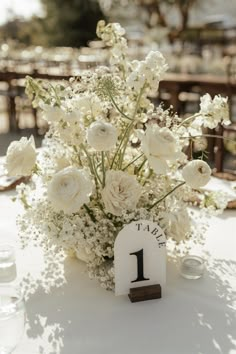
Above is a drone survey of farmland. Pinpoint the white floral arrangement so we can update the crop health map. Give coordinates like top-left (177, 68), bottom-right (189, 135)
top-left (5, 21), bottom-right (230, 291)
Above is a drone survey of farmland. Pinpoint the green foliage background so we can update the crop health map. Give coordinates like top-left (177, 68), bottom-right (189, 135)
top-left (0, 0), bottom-right (106, 48)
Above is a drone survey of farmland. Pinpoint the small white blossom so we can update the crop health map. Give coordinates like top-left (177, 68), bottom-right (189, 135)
top-left (182, 160), bottom-right (211, 189)
top-left (87, 121), bottom-right (117, 151)
top-left (101, 170), bottom-right (141, 216)
top-left (197, 94), bottom-right (230, 129)
top-left (57, 121), bottom-right (84, 146)
top-left (96, 20), bottom-right (125, 46)
top-left (6, 136), bottom-right (36, 176)
top-left (48, 167), bottom-right (93, 214)
top-left (127, 51), bottom-right (168, 92)
top-left (73, 95), bottom-right (103, 117)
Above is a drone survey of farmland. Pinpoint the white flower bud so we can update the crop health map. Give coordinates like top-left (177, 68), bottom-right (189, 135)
top-left (182, 160), bottom-right (211, 189)
top-left (87, 121), bottom-right (117, 151)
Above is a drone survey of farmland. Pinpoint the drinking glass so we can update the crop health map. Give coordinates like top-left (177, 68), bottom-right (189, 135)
top-left (180, 255), bottom-right (205, 280)
top-left (0, 244), bottom-right (17, 283)
top-left (0, 286), bottom-right (25, 353)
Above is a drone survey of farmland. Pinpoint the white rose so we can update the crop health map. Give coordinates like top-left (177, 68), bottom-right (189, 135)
top-left (182, 160), bottom-right (211, 189)
top-left (141, 125), bottom-right (182, 174)
top-left (6, 136), bottom-right (36, 176)
top-left (101, 170), bottom-right (141, 216)
top-left (48, 167), bottom-right (93, 214)
top-left (87, 121), bottom-right (117, 151)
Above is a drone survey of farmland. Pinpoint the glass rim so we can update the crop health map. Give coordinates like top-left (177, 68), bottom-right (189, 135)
top-left (0, 243), bottom-right (15, 261)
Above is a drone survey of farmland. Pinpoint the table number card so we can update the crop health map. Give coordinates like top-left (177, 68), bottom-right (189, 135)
top-left (114, 220), bottom-right (166, 298)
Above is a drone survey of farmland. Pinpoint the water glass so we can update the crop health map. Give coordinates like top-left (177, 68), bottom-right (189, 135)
top-left (0, 244), bottom-right (17, 283)
top-left (180, 255), bottom-right (205, 280)
top-left (0, 286), bottom-right (25, 353)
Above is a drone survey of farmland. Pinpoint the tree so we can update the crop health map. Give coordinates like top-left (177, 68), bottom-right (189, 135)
top-left (39, 0), bottom-right (105, 47)
top-left (135, 0), bottom-right (200, 39)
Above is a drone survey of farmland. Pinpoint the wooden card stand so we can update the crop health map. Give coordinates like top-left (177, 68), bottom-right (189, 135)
top-left (128, 284), bottom-right (162, 303)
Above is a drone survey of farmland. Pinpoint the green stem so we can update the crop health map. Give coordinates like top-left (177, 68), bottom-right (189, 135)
top-left (177, 113), bottom-right (200, 129)
top-left (118, 121), bottom-right (135, 169)
top-left (110, 120), bottom-right (133, 169)
top-left (119, 85), bottom-right (146, 169)
top-left (189, 139), bottom-right (193, 160)
top-left (80, 144), bottom-right (93, 173)
top-left (83, 204), bottom-right (96, 223)
top-left (101, 151), bottom-right (106, 187)
top-left (142, 169), bottom-right (153, 186)
top-left (148, 181), bottom-right (186, 210)
top-left (180, 134), bottom-right (236, 143)
top-left (137, 157), bottom-right (147, 174)
top-left (105, 152), bottom-right (111, 168)
top-left (108, 92), bottom-right (132, 121)
top-left (122, 153), bottom-right (144, 171)
top-left (80, 144), bottom-right (102, 185)
top-left (92, 156), bottom-right (102, 185)
top-left (49, 83), bottom-right (61, 106)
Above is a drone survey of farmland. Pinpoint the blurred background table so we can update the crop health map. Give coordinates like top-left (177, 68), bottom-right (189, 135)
top-left (0, 179), bottom-right (235, 354)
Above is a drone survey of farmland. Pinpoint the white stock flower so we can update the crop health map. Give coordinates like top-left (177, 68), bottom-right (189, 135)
top-left (198, 93), bottom-right (230, 129)
top-left (182, 160), bottom-right (211, 189)
top-left (96, 20), bottom-right (125, 46)
top-left (141, 125), bottom-right (182, 174)
top-left (42, 105), bottom-right (64, 123)
top-left (145, 51), bottom-right (168, 79)
top-left (87, 121), bottom-right (117, 151)
top-left (6, 136), bottom-right (36, 176)
top-left (127, 51), bottom-right (168, 92)
top-left (43, 105), bottom-right (80, 124)
top-left (48, 167), bottom-right (93, 214)
top-left (101, 170), bottom-right (141, 216)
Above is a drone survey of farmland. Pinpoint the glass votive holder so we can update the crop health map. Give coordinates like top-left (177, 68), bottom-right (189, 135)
top-left (0, 244), bottom-right (17, 283)
top-left (180, 255), bottom-right (205, 280)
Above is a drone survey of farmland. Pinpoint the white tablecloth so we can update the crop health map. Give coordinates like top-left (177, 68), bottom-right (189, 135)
top-left (0, 188), bottom-right (236, 354)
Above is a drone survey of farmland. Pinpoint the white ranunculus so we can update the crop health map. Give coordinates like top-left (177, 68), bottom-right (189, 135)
top-left (6, 136), bottom-right (36, 176)
top-left (87, 121), bottom-right (117, 151)
top-left (141, 125), bottom-right (182, 174)
top-left (48, 167), bottom-right (93, 214)
top-left (101, 170), bottom-right (141, 216)
top-left (182, 160), bottom-right (211, 189)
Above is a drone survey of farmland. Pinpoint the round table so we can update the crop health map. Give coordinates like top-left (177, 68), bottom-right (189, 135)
top-left (0, 187), bottom-right (236, 354)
